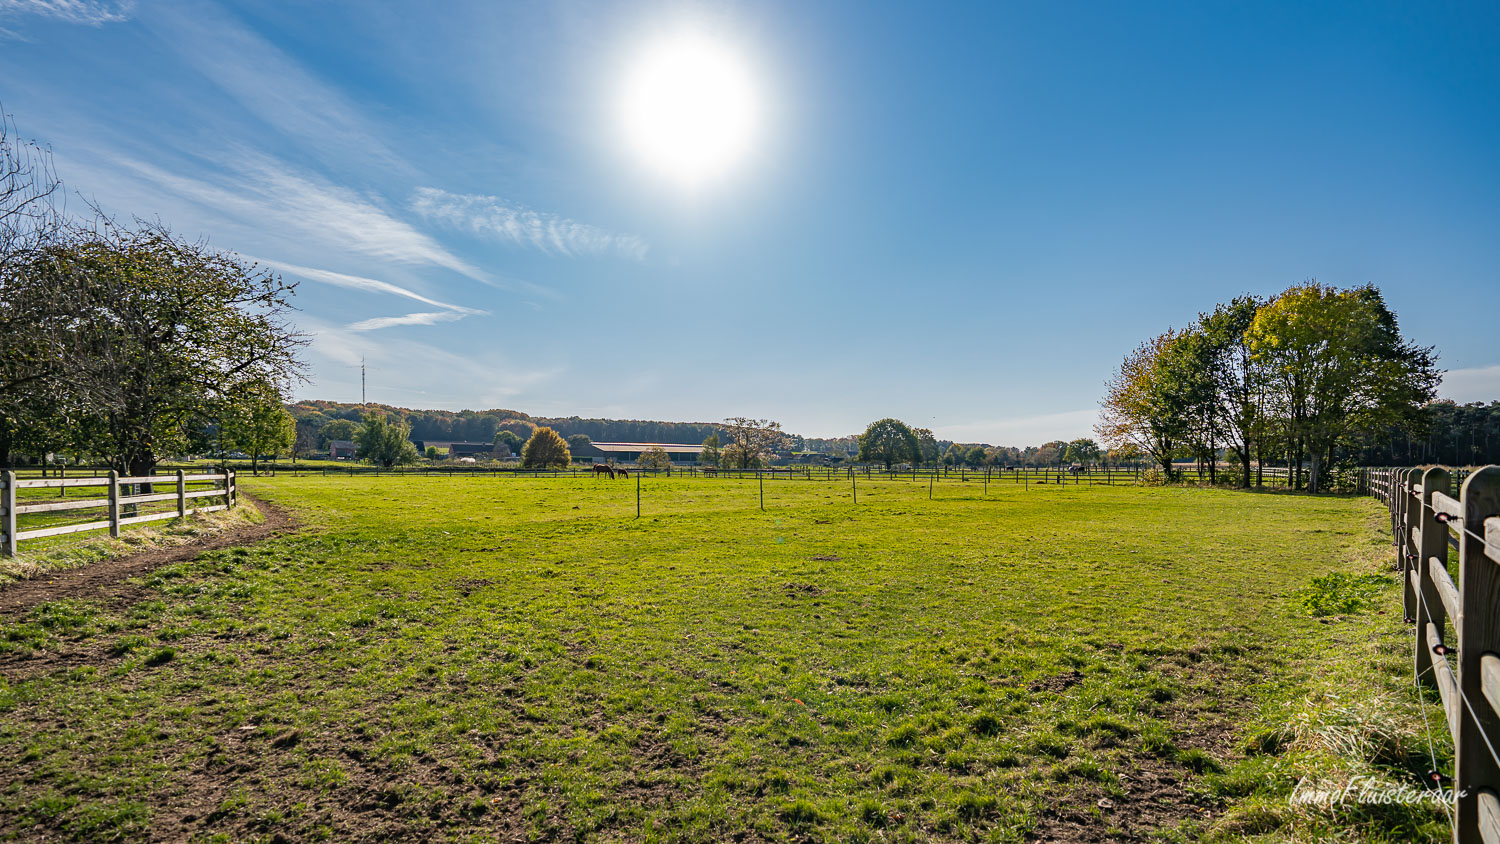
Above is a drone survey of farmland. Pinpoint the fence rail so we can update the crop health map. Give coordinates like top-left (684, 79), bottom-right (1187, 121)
top-left (1371, 465), bottom-right (1500, 843)
top-left (1, 469), bottom-right (236, 556)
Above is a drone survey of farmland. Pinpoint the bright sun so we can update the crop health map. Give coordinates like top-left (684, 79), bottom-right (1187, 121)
top-left (620, 33), bottom-right (760, 186)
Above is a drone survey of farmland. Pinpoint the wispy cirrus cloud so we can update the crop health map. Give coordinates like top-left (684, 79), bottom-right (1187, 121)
top-left (345, 311), bottom-right (469, 332)
top-left (252, 260), bottom-right (485, 333)
top-left (253, 259), bottom-right (484, 315)
top-left (412, 187), bottom-right (649, 261)
top-left (139, 3), bottom-right (411, 178)
top-left (115, 154), bottom-right (499, 285)
top-left (0, 0), bottom-right (131, 27)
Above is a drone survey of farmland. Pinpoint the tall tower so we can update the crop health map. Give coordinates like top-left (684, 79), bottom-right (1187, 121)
top-left (361, 358), bottom-right (366, 405)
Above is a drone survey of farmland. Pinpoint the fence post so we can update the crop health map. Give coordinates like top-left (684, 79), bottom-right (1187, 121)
top-left (1455, 467), bottom-right (1500, 841)
top-left (2, 470), bottom-right (15, 557)
top-left (176, 469), bottom-right (186, 518)
top-left (1415, 466), bottom-right (1450, 689)
top-left (1401, 467), bottom-right (1422, 622)
top-left (229, 470), bottom-right (236, 508)
top-left (759, 470), bottom-right (764, 511)
top-left (108, 469), bottom-right (120, 538)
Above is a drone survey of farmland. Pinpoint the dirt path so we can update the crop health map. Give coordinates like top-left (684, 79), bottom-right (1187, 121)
top-left (0, 494), bottom-right (298, 616)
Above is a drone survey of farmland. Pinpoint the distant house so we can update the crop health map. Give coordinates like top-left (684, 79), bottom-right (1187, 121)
top-left (414, 441), bottom-right (496, 459)
top-left (329, 440), bottom-right (356, 460)
top-left (572, 442), bottom-right (703, 464)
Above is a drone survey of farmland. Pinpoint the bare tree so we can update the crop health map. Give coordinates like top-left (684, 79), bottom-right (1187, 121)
top-left (0, 105), bottom-right (69, 466)
top-left (721, 417), bottom-right (785, 469)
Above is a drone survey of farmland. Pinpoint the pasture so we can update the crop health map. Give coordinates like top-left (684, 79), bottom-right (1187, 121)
top-left (0, 475), bottom-right (1443, 841)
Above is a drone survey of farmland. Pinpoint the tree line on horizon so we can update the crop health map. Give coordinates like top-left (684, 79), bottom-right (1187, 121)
top-left (1097, 282), bottom-right (1455, 493)
top-left (287, 400), bottom-right (1124, 469)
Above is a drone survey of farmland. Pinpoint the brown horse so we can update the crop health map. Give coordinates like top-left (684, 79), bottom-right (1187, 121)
top-left (592, 464), bottom-right (615, 479)
top-left (615, 467), bottom-right (629, 478)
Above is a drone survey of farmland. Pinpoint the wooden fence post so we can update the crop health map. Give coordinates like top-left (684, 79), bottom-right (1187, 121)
top-left (176, 469), bottom-right (186, 518)
top-left (1415, 466), bottom-right (1451, 688)
top-left (108, 469), bottom-right (120, 538)
top-left (2, 470), bottom-right (15, 558)
top-left (1401, 467), bottom-right (1422, 622)
top-left (1455, 467), bottom-right (1500, 841)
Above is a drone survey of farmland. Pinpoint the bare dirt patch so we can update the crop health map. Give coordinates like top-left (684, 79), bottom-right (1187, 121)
top-left (0, 494), bottom-right (297, 616)
top-left (1027, 656), bottom-right (1253, 841)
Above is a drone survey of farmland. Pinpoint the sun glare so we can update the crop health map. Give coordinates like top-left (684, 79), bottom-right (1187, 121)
top-left (620, 32), bottom-right (760, 187)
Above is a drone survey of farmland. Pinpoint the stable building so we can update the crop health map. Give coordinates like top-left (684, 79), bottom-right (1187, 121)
top-left (415, 441), bottom-right (497, 459)
top-left (572, 442), bottom-right (703, 464)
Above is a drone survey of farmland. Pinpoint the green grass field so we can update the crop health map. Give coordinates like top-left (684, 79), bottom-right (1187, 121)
top-left (0, 476), bottom-right (1448, 841)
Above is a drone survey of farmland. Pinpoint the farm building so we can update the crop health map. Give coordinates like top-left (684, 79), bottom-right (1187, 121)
top-left (329, 440), bottom-right (356, 459)
top-left (415, 441), bottom-right (496, 458)
top-left (572, 442), bottom-right (703, 463)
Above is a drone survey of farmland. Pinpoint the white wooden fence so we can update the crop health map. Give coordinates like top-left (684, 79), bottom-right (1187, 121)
top-left (0, 469), bottom-right (236, 556)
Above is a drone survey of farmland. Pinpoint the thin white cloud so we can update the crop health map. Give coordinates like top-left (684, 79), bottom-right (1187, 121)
top-left (345, 311), bottom-right (468, 332)
top-left (1439, 364), bottom-right (1500, 404)
top-left (114, 154), bottom-right (500, 285)
top-left (412, 187), bottom-right (649, 261)
top-left (140, 4), bottom-right (411, 178)
top-left (254, 259), bottom-right (482, 315)
top-left (0, 0), bottom-right (131, 26)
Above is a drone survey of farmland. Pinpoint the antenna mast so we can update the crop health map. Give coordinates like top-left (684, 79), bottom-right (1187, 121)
top-left (361, 358), bottom-right (366, 405)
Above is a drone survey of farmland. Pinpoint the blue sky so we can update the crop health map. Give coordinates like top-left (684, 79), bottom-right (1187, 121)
top-left (2, 0), bottom-right (1497, 444)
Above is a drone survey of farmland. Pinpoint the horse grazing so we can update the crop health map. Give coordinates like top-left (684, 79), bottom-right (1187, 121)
top-left (615, 467), bottom-right (630, 478)
top-left (592, 464), bottom-right (615, 479)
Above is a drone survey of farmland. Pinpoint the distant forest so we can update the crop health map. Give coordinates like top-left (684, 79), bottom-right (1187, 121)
top-left (292, 401), bottom-right (729, 451)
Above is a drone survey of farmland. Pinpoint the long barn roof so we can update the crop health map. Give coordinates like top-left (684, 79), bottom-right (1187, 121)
top-left (587, 442), bottom-right (703, 454)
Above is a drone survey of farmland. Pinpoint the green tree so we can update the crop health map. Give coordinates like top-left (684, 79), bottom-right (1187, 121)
top-left (942, 442), bottom-right (965, 466)
top-left (219, 389), bottom-right (295, 475)
top-left (639, 446), bottom-right (672, 470)
top-left (700, 433), bottom-right (721, 466)
top-left (964, 445), bottom-right (987, 467)
top-left (425, 445), bottom-right (441, 459)
top-left (320, 418), bottom-right (358, 447)
top-left (521, 427), bottom-right (571, 469)
top-left (567, 434), bottom-right (592, 452)
top-left (1246, 283), bottom-right (1437, 493)
top-left (1193, 296), bottom-right (1266, 487)
top-left (493, 429), bottom-right (524, 457)
top-left (356, 412), bottom-right (419, 468)
top-left (857, 418), bottom-right (920, 470)
top-left (1064, 438), bottom-right (1102, 466)
top-left (913, 427), bottom-right (940, 465)
top-left (1097, 330), bottom-right (1193, 480)
top-left (17, 226), bottom-right (305, 481)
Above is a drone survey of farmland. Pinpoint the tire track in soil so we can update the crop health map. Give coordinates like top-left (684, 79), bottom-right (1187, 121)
top-left (0, 493), bottom-right (297, 616)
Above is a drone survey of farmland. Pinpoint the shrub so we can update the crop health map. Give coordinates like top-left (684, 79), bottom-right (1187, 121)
top-left (520, 427), bottom-right (571, 469)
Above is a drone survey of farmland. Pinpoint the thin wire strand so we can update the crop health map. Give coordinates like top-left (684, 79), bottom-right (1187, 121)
top-left (1411, 578), bottom-right (1500, 772)
top-left (1412, 650), bottom-right (1457, 826)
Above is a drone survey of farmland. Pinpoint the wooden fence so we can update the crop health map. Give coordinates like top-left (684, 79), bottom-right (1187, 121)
top-left (1, 469), bottom-right (236, 557)
top-left (1370, 465), bottom-right (1500, 842)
